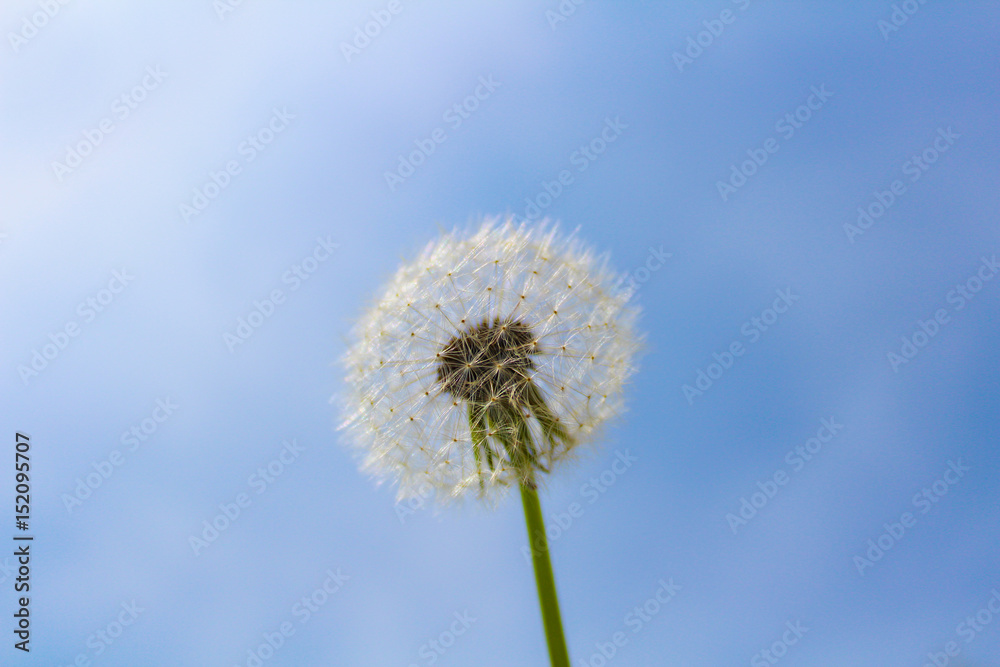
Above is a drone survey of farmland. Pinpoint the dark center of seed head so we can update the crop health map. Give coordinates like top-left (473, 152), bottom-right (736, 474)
top-left (436, 317), bottom-right (538, 404)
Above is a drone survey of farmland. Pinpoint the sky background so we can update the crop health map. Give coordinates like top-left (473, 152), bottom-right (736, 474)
top-left (1, 2), bottom-right (999, 665)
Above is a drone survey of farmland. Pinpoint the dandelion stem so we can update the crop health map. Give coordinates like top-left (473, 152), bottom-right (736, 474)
top-left (520, 472), bottom-right (571, 667)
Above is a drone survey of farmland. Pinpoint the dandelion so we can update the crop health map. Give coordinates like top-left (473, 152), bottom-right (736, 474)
top-left (339, 216), bottom-right (640, 666)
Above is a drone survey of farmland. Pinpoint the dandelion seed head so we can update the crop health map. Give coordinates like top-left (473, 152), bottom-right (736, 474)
top-left (339, 216), bottom-right (641, 505)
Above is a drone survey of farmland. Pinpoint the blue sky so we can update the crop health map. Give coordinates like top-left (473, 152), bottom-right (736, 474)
top-left (1, 2), bottom-right (998, 665)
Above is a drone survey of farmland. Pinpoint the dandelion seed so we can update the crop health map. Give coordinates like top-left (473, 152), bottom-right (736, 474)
top-left (339, 216), bottom-right (640, 503)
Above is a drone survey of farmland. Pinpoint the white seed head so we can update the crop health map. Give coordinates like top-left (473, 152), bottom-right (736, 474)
top-left (338, 217), bottom-right (641, 505)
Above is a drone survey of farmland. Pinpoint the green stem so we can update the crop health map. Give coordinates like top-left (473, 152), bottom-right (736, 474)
top-left (521, 473), bottom-right (571, 667)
